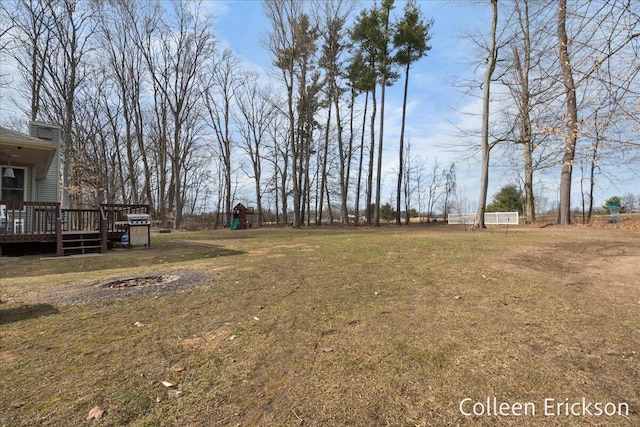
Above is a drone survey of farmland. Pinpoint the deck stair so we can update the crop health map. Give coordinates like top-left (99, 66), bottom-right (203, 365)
top-left (59, 230), bottom-right (104, 256)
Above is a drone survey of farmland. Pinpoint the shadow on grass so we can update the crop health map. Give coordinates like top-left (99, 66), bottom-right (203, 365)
top-left (164, 242), bottom-right (248, 258)
top-left (0, 303), bottom-right (59, 325)
top-left (1, 243), bottom-right (248, 279)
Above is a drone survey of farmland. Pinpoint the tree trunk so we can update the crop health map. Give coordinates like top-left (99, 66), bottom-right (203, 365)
top-left (366, 87), bottom-right (377, 225)
top-left (374, 77), bottom-right (386, 227)
top-left (334, 88), bottom-right (349, 225)
top-left (157, 106), bottom-right (168, 222)
top-left (273, 165), bottom-right (280, 225)
top-left (396, 62), bottom-right (410, 225)
top-left (325, 181), bottom-right (333, 224)
top-left (345, 88), bottom-right (355, 223)
top-left (254, 156), bottom-right (263, 226)
top-left (523, 139), bottom-right (535, 223)
top-left (473, 0), bottom-right (498, 229)
top-left (319, 102), bottom-right (332, 225)
top-left (403, 140), bottom-right (412, 225)
top-left (172, 124), bottom-right (182, 229)
top-left (510, 5), bottom-right (535, 224)
top-left (303, 128), bottom-right (312, 226)
top-left (136, 103), bottom-right (154, 209)
top-left (557, 0), bottom-right (578, 225)
top-left (587, 136), bottom-right (600, 223)
top-left (354, 90), bottom-right (369, 225)
top-left (374, 0), bottom-right (393, 227)
top-left (287, 76), bottom-right (300, 227)
top-left (281, 163), bottom-right (288, 225)
top-left (123, 104), bottom-right (138, 203)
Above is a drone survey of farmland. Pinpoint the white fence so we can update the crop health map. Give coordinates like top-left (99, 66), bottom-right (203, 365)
top-left (448, 212), bottom-right (519, 225)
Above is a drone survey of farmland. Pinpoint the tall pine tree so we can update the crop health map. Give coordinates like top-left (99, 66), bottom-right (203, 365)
top-left (393, 0), bottom-right (433, 225)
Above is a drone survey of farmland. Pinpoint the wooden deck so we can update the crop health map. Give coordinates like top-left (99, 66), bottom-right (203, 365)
top-left (0, 201), bottom-right (150, 255)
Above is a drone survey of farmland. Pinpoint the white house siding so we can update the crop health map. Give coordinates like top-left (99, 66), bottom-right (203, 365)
top-left (30, 122), bottom-right (60, 203)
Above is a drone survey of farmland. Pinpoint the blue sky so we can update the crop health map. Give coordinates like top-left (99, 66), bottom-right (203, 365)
top-left (209, 0), bottom-right (505, 212)
top-left (1, 0), bottom-right (637, 213)
top-left (209, 0), bottom-right (639, 212)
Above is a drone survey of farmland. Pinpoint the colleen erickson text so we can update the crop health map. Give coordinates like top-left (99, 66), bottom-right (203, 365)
top-left (459, 397), bottom-right (630, 417)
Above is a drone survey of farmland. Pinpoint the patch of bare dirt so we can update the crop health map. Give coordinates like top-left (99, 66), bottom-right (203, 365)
top-left (505, 228), bottom-right (640, 299)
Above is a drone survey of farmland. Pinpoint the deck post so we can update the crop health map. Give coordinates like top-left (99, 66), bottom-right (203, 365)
top-left (100, 205), bottom-right (108, 253)
top-left (56, 201), bottom-right (62, 256)
top-left (56, 216), bottom-right (63, 256)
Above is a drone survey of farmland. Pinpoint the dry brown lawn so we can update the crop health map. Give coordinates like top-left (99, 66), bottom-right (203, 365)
top-left (1, 224), bottom-right (639, 426)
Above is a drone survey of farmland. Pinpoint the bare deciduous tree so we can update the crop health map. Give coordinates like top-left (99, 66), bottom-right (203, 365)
top-left (135, 0), bottom-right (215, 228)
top-left (235, 75), bottom-right (276, 226)
top-left (1, 0), bottom-right (54, 120)
top-left (264, 0), bottom-right (320, 227)
top-left (555, 0), bottom-right (578, 225)
top-left (202, 48), bottom-right (242, 225)
top-left (473, 0), bottom-right (499, 229)
top-left (317, 0), bottom-right (353, 225)
top-left (96, 0), bottom-right (151, 206)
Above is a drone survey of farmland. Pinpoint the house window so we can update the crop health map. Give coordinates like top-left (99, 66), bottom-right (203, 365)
top-left (1, 167), bottom-right (25, 201)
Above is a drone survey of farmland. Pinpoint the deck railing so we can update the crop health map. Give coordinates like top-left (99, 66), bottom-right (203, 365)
top-left (61, 208), bottom-right (101, 231)
top-left (0, 201), bottom-right (151, 245)
top-left (102, 203), bottom-right (150, 235)
top-left (0, 201), bottom-right (60, 242)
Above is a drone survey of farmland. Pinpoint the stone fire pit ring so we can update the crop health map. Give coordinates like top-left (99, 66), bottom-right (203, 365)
top-left (97, 275), bottom-right (181, 289)
top-left (45, 271), bottom-right (212, 305)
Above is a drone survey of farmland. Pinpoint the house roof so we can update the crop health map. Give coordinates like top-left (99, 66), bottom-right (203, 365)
top-left (0, 126), bottom-right (58, 148)
top-left (0, 126), bottom-right (58, 180)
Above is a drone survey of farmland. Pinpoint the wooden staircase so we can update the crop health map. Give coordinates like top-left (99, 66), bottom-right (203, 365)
top-left (53, 204), bottom-right (148, 256)
top-left (59, 230), bottom-right (104, 256)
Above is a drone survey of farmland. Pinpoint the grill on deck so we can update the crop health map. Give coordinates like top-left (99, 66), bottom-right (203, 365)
top-left (125, 213), bottom-right (151, 247)
top-left (127, 213), bottom-right (151, 226)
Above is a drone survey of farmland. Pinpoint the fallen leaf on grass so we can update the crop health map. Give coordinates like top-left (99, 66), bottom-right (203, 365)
top-left (86, 406), bottom-right (104, 420)
top-left (167, 389), bottom-right (183, 399)
top-left (162, 381), bottom-right (175, 388)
